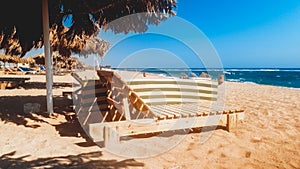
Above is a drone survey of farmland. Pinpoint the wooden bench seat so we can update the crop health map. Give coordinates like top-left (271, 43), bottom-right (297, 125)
top-left (73, 70), bottom-right (244, 146)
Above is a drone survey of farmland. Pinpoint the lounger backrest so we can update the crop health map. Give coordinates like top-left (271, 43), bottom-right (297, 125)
top-left (126, 78), bottom-right (218, 106)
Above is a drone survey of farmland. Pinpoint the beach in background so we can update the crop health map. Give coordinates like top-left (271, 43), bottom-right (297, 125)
top-left (0, 71), bottom-right (300, 168)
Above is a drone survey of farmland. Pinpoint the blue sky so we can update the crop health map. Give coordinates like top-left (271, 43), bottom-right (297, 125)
top-left (97, 0), bottom-right (300, 68)
top-left (26, 0), bottom-right (300, 68)
top-left (179, 0), bottom-right (300, 68)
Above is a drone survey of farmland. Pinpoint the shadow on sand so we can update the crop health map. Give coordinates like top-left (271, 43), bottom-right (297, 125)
top-left (0, 151), bottom-right (144, 169)
top-left (0, 95), bottom-right (94, 145)
top-left (0, 95), bottom-right (227, 149)
top-left (21, 82), bottom-right (73, 90)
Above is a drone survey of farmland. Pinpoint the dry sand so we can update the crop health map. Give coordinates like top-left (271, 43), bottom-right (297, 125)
top-left (0, 73), bottom-right (299, 169)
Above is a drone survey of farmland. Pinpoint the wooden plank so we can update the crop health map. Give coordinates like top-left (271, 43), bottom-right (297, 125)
top-left (97, 70), bottom-right (156, 118)
top-left (127, 78), bottom-right (218, 87)
top-left (89, 114), bottom-right (233, 138)
top-left (133, 87), bottom-right (217, 95)
top-left (129, 84), bottom-right (217, 92)
top-left (88, 123), bottom-right (104, 142)
top-left (165, 104), bottom-right (197, 117)
top-left (137, 91), bottom-right (217, 98)
top-left (143, 97), bottom-right (217, 105)
top-left (89, 111), bottom-right (244, 142)
top-left (107, 98), bottom-right (123, 113)
top-left (226, 113), bottom-right (237, 131)
top-left (150, 106), bottom-right (181, 118)
top-left (154, 104), bottom-right (189, 117)
top-left (150, 106), bottom-right (176, 119)
top-left (150, 110), bottom-right (167, 120)
top-left (0, 82), bottom-right (8, 90)
top-left (123, 98), bottom-right (131, 120)
top-left (104, 125), bottom-right (120, 147)
top-left (141, 95), bottom-right (217, 103)
top-left (174, 103), bottom-right (202, 116)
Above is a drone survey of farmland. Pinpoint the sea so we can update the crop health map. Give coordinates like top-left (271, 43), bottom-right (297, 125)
top-left (112, 68), bottom-right (300, 89)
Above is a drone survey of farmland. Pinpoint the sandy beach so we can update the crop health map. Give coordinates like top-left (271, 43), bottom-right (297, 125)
top-left (0, 73), bottom-right (300, 169)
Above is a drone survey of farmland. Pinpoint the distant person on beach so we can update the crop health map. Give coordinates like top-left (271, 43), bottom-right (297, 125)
top-left (218, 74), bottom-right (225, 85)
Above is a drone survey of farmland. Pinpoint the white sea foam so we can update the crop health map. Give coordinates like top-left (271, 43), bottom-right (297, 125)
top-left (227, 79), bottom-right (240, 82)
top-left (243, 81), bottom-right (258, 85)
top-left (224, 68), bottom-right (300, 72)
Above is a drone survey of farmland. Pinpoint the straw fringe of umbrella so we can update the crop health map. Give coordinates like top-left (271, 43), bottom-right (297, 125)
top-left (0, 54), bottom-right (35, 64)
top-left (32, 53), bottom-right (79, 70)
top-left (0, 0), bottom-right (176, 58)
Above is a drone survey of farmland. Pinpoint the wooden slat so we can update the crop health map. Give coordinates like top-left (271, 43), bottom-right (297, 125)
top-left (123, 98), bottom-right (131, 120)
top-left (137, 91), bottom-right (216, 98)
top-left (140, 94), bottom-right (217, 102)
top-left (150, 110), bottom-right (168, 120)
top-left (150, 106), bottom-right (176, 119)
top-left (150, 106), bottom-right (181, 118)
top-left (127, 78), bottom-right (218, 87)
top-left (129, 84), bottom-right (217, 92)
top-left (143, 97), bottom-right (217, 105)
top-left (165, 104), bottom-right (198, 117)
top-left (172, 103), bottom-right (203, 116)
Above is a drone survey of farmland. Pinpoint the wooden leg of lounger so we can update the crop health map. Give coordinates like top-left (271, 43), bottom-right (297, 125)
top-left (226, 113), bottom-right (237, 132)
top-left (0, 82), bottom-right (6, 90)
top-left (104, 126), bottom-right (120, 147)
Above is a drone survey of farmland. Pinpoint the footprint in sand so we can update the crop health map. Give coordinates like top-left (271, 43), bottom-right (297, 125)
top-left (245, 151), bottom-right (251, 158)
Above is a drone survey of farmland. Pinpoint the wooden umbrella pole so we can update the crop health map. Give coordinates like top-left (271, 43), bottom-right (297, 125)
top-left (42, 0), bottom-right (53, 114)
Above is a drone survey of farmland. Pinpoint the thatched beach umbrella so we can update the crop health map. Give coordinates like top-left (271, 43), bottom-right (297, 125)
top-left (0, 0), bottom-right (176, 57)
top-left (0, 0), bottom-right (176, 114)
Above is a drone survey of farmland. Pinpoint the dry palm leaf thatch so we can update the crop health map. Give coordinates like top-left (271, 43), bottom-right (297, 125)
top-left (0, 53), bottom-right (36, 64)
top-left (33, 52), bottom-right (78, 69)
top-left (79, 36), bottom-right (110, 58)
top-left (0, 54), bottom-right (8, 63)
top-left (33, 54), bottom-right (46, 65)
top-left (0, 0), bottom-right (176, 58)
top-left (26, 57), bottom-right (36, 64)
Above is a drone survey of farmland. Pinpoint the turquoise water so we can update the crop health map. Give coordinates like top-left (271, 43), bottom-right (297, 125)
top-left (113, 68), bottom-right (300, 89)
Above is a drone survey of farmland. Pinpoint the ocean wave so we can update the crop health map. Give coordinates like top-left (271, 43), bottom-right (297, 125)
top-left (226, 79), bottom-right (240, 82)
top-left (243, 81), bottom-right (258, 85)
top-left (225, 68), bottom-right (300, 72)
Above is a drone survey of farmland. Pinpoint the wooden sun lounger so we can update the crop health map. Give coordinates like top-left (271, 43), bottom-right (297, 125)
top-left (73, 70), bottom-right (244, 146)
top-left (0, 77), bottom-right (30, 89)
top-left (4, 67), bottom-right (26, 75)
